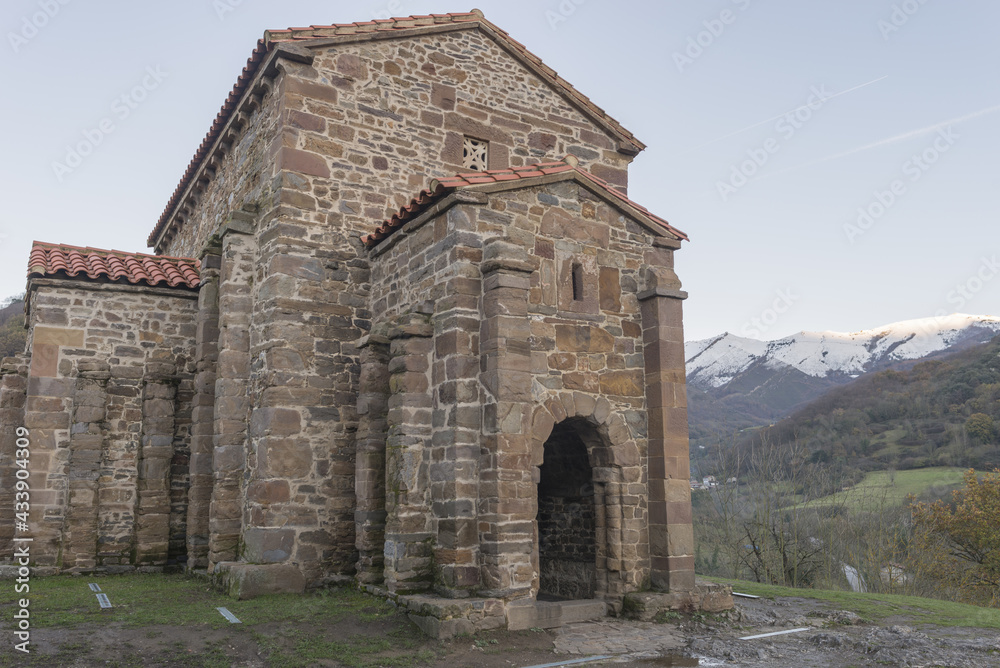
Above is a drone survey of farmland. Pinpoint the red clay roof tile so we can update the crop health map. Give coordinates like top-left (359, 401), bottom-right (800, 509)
top-left (28, 242), bottom-right (200, 289)
top-left (362, 157), bottom-right (688, 248)
top-left (148, 10), bottom-right (645, 250)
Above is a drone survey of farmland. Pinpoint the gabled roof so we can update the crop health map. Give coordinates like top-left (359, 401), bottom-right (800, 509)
top-left (361, 156), bottom-right (688, 249)
top-left (149, 9), bottom-right (645, 248)
top-left (28, 242), bottom-right (200, 289)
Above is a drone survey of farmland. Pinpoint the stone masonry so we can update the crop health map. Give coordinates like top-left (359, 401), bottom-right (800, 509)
top-left (0, 11), bottom-right (731, 635)
top-left (1, 272), bottom-right (198, 573)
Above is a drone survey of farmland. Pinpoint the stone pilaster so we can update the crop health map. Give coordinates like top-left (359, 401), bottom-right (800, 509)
top-left (187, 248), bottom-right (221, 570)
top-left (98, 371), bottom-right (143, 566)
top-left (62, 361), bottom-right (109, 571)
top-left (244, 199), bottom-right (367, 584)
top-left (168, 373), bottom-right (194, 568)
top-left (209, 226), bottom-right (255, 569)
top-left (638, 264), bottom-right (695, 593)
top-left (478, 239), bottom-right (537, 599)
top-left (355, 337), bottom-right (390, 585)
top-left (383, 311), bottom-right (434, 594)
top-left (135, 362), bottom-right (178, 567)
top-left (22, 326), bottom-right (80, 568)
top-left (430, 241), bottom-right (483, 598)
top-left (0, 356), bottom-right (29, 559)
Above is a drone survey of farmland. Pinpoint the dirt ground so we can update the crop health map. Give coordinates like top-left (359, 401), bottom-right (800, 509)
top-left (3, 589), bottom-right (1000, 667)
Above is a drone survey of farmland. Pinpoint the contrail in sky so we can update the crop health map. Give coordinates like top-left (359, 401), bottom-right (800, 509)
top-left (750, 102), bottom-right (1000, 183)
top-left (670, 75), bottom-right (889, 157)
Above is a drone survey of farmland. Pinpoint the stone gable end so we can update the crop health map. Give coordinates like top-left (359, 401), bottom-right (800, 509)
top-left (160, 26), bottom-right (634, 260)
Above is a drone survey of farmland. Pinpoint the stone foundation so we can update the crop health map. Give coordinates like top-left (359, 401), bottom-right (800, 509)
top-left (359, 581), bottom-right (731, 638)
top-left (623, 580), bottom-right (735, 621)
top-left (212, 562), bottom-right (307, 599)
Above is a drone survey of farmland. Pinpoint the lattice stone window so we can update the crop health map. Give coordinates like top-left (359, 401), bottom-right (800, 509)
top-left (463, 136), bottom-right (489, 171)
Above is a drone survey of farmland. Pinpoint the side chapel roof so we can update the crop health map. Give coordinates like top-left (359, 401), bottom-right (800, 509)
top-left (362, 156), bottom-right (689, 248)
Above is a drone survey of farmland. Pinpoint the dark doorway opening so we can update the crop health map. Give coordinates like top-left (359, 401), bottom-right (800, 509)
top-left (537, 420), bottom-right (596, 600)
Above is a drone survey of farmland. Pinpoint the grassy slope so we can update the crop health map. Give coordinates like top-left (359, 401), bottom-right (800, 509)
top-left (706, 576), bottom-right (1000, 630)
top-left (795, 466), bottom-right (973, 509)
top-left (0, 297), bottom-right (26, 358)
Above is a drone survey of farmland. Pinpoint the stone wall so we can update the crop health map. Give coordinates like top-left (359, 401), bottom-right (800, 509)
top-left (150, 25), bottom-right (643, 589)
top-left (365, 178), bottom-right (671, 600)
top-left (8, 280), bottom-right (197, 571)
top-left (155, 70), bottom-right (283, 259)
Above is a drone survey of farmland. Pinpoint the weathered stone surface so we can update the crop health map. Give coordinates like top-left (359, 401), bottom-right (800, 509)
top-left (6, 14), bottom-right (698, 636)
top-left (555, 325), bottom-right (614, 353)
top-left (215, 562), bottom-right (306, 599)
top-left (622, 580), bottom-right (733, 621)
top-left (242, 528), bottom-right (296, 563)
top-left (599, 370), bottom-right (645, 397)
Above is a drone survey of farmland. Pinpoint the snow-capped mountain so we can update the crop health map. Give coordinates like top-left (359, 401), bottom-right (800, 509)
top-left (685, 315), bottom-right (1000, 442)
top-left (687, 314), bottom-right (1000, 391)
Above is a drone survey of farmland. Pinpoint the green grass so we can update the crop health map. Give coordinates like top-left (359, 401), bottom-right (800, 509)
top-left (796, 467), bottom-right (972, 510)
top-left (707, 576), bottom-right (1000, 629)
top-left (0, 573), bottom-right (236, 628)
top-left (0, 574), bottom-right (401, 629)
top-left (0, 574), bottom-right (434, 667)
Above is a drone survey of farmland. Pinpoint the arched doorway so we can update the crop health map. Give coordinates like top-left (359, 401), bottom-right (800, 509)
top-left (537, 419), bottom-right (597, 600)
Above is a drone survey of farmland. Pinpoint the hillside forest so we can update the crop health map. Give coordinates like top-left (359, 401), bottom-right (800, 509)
top-left (0, 294), bottom-right (26, 359)
top-left (692, 335), bottom-right (1000, 607)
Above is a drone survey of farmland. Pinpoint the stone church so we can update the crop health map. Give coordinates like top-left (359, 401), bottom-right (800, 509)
top-left (0, 10), bottom-right (729, 634)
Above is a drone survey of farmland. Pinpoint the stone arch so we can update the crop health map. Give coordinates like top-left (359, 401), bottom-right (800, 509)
top-left (527, 392), bottom-right (640, 601)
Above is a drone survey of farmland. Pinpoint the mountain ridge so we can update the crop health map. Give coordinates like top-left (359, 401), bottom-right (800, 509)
top-left (687, 314), bottom-right (1000, 389)
top-left (686, 314), bottom-right (1000, 444)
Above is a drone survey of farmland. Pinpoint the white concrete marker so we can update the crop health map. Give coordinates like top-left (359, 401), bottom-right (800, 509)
top-left (739, 627), bottom-right (811, 640)
top-left (217, 607), bottom-right (242, 624)
top-left (96, 593), bottom-right (112, 609)
top-left (88, 583), bottom-right (101, 592)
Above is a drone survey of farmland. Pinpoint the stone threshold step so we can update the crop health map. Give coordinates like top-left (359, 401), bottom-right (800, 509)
top-left (508, 599), bottom-right (608, 630)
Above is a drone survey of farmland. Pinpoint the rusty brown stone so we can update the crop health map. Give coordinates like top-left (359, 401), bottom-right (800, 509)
top-left (599, 370), bottom-right (644, 397)
top-left (555, 325), bottom-right (614, 353)
top-left (277, 148), bottom-right (330, 178)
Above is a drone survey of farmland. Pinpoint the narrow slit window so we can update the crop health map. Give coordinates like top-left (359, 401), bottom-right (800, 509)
top-left (463, 136), bottom-right (489, 171)
top-left (571, 263), bottom-right (584, 301)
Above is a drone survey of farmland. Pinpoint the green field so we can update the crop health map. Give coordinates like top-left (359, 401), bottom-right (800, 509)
top-left (796, 467), bottom-right (973, 510)
top-left (704, 576), bottom-right (1000, 629)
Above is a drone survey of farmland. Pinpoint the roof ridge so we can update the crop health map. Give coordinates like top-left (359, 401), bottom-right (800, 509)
top-left (32, 240), bottom-right (198, 262)
top-left (362, 156), bottom-right (687, 248)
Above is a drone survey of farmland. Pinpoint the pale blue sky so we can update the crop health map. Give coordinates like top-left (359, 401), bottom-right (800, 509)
top-left (1, 0), bottom-right (997, 341)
